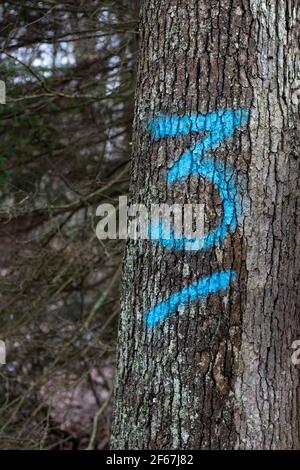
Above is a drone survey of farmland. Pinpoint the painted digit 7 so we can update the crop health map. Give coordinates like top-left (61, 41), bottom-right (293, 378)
top-left (145, 109), bottom-right (249, 327)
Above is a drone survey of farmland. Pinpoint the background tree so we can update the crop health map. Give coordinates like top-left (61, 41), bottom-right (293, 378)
top-left (0, 0), bottom-right (139, 449)
top-left (112, 0), bottom-right (300, 449)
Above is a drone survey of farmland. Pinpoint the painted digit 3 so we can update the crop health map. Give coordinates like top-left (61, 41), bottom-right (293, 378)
top-left (145, 109), bottom-right (249, 328)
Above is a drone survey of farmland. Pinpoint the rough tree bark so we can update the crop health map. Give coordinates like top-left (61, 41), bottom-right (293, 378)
top-left (111, 0), bottom-right (300, 449)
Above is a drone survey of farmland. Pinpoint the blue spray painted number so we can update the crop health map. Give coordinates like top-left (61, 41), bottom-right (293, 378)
top-left (145, 109), bottom-right (249, 328)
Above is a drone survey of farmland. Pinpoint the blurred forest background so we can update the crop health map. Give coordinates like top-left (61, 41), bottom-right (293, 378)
top-left (0, 0), bottom-right (139, 449)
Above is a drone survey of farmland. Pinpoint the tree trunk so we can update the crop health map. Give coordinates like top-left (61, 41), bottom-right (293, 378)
top-left (111, 0), bottom-right (300, 450)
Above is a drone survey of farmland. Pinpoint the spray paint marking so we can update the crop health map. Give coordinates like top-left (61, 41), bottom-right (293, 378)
top-left (145, 109), bottom-right (249, 327)
top-left (146, 270), bottom-right (236, 327)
